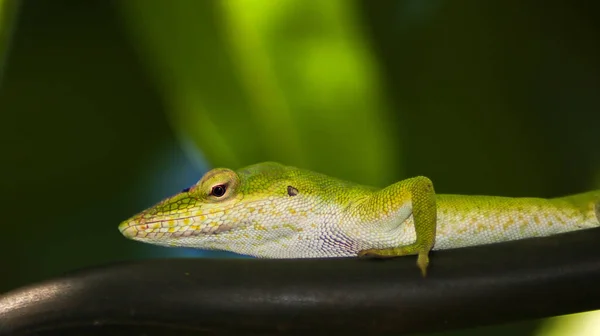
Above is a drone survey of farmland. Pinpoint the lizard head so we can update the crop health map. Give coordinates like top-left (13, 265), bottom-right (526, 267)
top-left (118, 162), bottom-right (328, 254)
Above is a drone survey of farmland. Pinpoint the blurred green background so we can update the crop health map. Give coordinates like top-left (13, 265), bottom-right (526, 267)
top-left (1, 0), bottom-right (599, 335)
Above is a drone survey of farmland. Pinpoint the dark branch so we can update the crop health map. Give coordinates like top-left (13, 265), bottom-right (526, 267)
top-left (2, 228), bottom-right (600, 335)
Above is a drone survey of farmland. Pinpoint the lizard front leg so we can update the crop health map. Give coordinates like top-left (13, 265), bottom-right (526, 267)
top-left (358, 176), bottom-right (437, 277)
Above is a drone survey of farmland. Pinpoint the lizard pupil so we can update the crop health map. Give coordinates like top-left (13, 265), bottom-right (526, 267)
top-left (211, 185), bottom-right (227, 197)
top-left (181, 187), bottom-right (191, 193)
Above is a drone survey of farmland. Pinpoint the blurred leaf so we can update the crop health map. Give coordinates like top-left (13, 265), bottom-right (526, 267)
top-left (537, 311), bottom-right (600, 336)
top-left (0, 0), bottom-right (18, 85)
top-left (117, 0), bottom-right (400, 186)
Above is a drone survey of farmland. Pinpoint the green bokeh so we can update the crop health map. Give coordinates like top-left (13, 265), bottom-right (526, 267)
top-left (0, 0), bottom-right (18, 83)
top-left (117, 0), bottom-right (400, 186)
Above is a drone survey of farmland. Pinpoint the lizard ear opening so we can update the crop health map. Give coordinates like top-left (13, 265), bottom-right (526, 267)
top-left (287, 186), bottom-right (299, 196)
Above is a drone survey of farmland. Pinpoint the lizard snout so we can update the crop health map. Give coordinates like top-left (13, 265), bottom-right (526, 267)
top-left (118, 220), bottom-right (138, 238)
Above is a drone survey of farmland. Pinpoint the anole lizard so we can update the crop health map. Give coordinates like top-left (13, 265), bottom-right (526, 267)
top-left (119, 162), bottom-right (600, 276)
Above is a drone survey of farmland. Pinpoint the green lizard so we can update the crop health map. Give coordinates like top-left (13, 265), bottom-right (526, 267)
top-left (119, 162), bottom-right (600, 276)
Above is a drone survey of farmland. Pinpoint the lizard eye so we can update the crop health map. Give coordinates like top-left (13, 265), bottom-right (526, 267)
top-left (198, 168), bottom-right (239, 201)
top-left (210, 184), bottom-right (227, 197)
top-left (181, 187), bottom-right (191, 193)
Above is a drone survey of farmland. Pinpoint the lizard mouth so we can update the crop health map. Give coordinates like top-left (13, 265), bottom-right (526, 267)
top-left (118, 215), bottom-right (239, 240)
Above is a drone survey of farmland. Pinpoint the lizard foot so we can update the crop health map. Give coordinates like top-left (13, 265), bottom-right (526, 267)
top-left (358, 246), bottom-right (430, 277)
top-left (358, 249), bottom-right (395, 258)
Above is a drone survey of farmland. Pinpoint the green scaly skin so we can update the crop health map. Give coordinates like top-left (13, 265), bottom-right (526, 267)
top-left (119, 162), bottom-right (600, 276)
